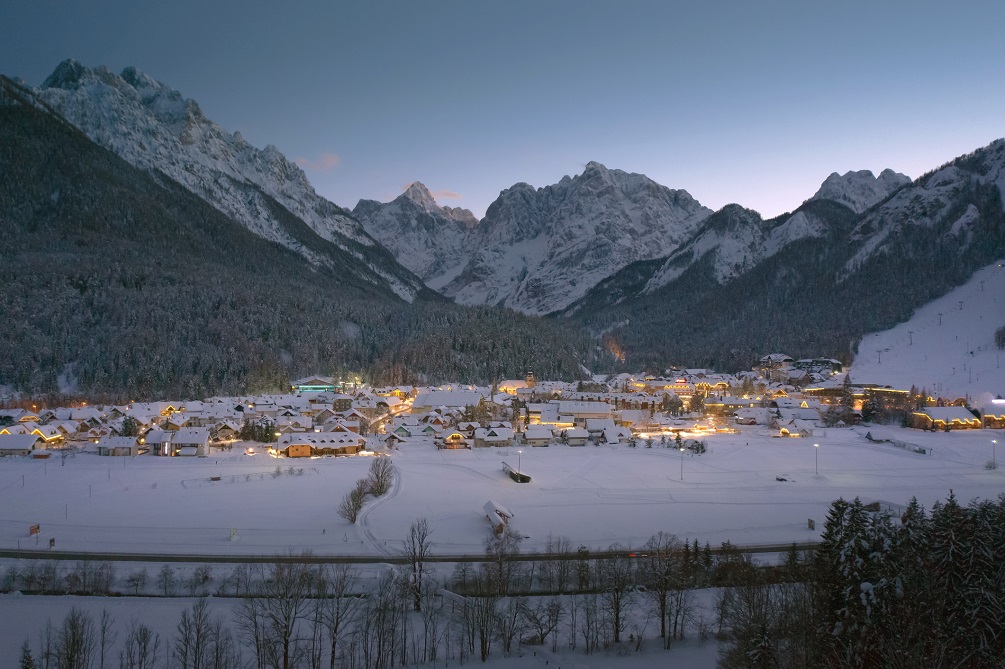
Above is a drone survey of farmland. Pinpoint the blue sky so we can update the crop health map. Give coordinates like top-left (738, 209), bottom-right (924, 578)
top-left (5, 1), bottom-right (1004, 219)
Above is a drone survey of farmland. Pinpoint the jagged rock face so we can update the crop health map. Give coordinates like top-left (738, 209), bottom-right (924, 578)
top-left (808, 168), bottom-right (911, 213)
top-left (34, 60), bottom-right (424, 301)
top-left (438, 162), bottom-right (712, 315)
top-left (353, 182), bottom-right (478, 286)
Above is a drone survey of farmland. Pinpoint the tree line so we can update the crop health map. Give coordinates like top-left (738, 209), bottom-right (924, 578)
top-left (15, 491), bottom-right (1001, 668)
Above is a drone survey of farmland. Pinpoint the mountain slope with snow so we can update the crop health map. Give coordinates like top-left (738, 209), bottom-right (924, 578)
top-left (850, 260), bottom-right (1005, 400)
top-left (353, 182), bottom-right (477, 285)
top-left (565, 139), bottom-right (1005, 372)
top-left (436, 161), bottom-right (712, 314)
top-left (35, 60), bottom-right (425, 300)
top-left (807, 168), bottom-right (911, 213)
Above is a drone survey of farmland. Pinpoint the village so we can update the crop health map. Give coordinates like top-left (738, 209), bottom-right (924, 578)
top-left (1, 354), bottom-right (1002, 462)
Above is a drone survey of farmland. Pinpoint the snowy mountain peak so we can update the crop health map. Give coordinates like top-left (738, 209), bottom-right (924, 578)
top-left (41, 59), bottom-right (89, 89)
top-left (808, 168), bottom-right (911, 213)
top-left (402, 181), bottom-right (438, 209)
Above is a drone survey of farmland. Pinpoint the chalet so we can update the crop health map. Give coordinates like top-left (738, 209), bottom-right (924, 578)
top-left (172, 427), bottom-right (212, 456)
top-left (704, 396), bottom-right (759, 416)
top-left (778, 420), bottom-right (815, 438)
top-left (563, 427), bottom-right (590, 446)
top-left (982, 400), bottom-right (1005, 429)
top-left (391, 424), bottom-right (416, 438)
top-left (912, 407), bottom-right (981, 431)
top-left (384, 433), bottom-right (408, 449)
top-left (585, 418), bottom-right (617, 438)
top-left (96, 436), bottom-right (140, 457)
top-left (734, 408), bottom-right (773, 425)
top-left (457, 421), bottom-right (481, 438)
top-left (277, 433), bottom-right (364, 457)
top-left (438, 431), bottom-right (469, 449)
top-left (523, 426), bottom-right (554, 446)
top-left (214, 421), bottom-right (241, 441)
top-left (473, 426), bottom-right (514, 448)
top-left (144, 429), bottom-right (174, 456)
top-left (0, 433), bottom-right (43, 456)
top-left (420, 424), bottom-right (445, 438)
top-left (31, 425), bottom-right (64, 445)
top-left (602, 426), bottom-right (633, 445)
top-left (313, 407), bottom-right (338, 425)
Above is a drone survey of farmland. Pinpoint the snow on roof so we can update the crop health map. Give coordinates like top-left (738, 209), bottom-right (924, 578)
top-left (557, 401), bottom-right (611, 416)
top-left (919, 407), bottom-right (979, 422)
top-left (484, 500), bottom-right (513, 520)
top-left (413, 390), bottom-right (484, 408)
top-left (0, 433), bottom-right (42, 450)
top-left (173, 427), bottom-right (211, 444)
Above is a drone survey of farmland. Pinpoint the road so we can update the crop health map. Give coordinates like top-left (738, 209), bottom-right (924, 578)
top-left (0, 541), bottom-right (819, 565)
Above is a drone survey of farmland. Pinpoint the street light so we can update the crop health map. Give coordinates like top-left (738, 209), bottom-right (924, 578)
top-left (679, 446), bottom-right (685, 480)
top-left (814, 443), bottom-right (819, 475)
top-left (993, 439), bottom-right (998, 469)
top-left (517, 449), bottom-right (522, 474)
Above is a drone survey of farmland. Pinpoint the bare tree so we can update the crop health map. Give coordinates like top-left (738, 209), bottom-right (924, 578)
top-left (174, 599), bottom-right (212, 669)
top-left (367, 457), bottom-right (394, 496)
top-left (98, 610), bottom-right (116, 669)
top-left (125, 570), bottom-right (147, 596)
top-left (495, 596), bottom-right (526, 656)
top-left (597, 546), bottom-right (636, 646)
top-left (484, 526), bottom-right (523, 596)
top-left (539, 534), bottom-right (573, 593)
top-left (256, 557), bottom-right (316, 669)
top-left (37, 619), bottom-right (55, 669)
top-left (521, 597), bottom-right (564, 649)
top-left (55, 607), bottom-right (95, 669)
top-left (418, 580), bottom-right (445, 663)
top-left (236, 597), bottom-right (266, 669)
top-left (403, 518), bottom-right (433, 611)
top-left (641, 531), bottom-right (683, 644)
top-left (157, 564), bottom-right (176, 597)
top-left (119, 621), bottom-right (160, 669)
top-left (320, 564), bottom-right (359, 669)
top-left (337, 479), bottom-right (369, 524)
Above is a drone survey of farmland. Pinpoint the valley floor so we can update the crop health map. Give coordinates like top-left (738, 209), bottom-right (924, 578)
top-left (2, 425), bottom-right (1001, 557)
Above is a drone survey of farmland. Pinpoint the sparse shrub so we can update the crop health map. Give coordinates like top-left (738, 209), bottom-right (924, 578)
top-left (157, 564), bottom-right (176, 596)
top-left (126, 569), bottom-right (147, 595)
top-left (367, 457), bottom-right (394, 496)
top-left (338, 479), bottom-right (369, 524)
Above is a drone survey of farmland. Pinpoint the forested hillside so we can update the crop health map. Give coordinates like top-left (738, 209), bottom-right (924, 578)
top-left (569, 153), bottom-right (1005, 371)
top-left (0, 78), bottom-right (603, 398)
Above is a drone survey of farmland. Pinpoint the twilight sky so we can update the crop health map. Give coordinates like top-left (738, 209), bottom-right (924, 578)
top-left (5, 1), bottom-right (1004, 219)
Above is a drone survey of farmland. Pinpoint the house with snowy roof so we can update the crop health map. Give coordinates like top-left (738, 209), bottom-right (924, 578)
top-left (96, 436), bottom-right (140, 457)
top-left (473, 426), bottom-right (514, 447)
top-left (911, 406), bottom-right (981, 430)
top-left (0, 433), bottom-right (43, 456)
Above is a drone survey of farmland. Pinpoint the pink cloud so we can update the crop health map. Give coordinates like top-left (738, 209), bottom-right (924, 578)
top-left (295, 152), bottom-right (341, 171)
top-left (432, 189), bottom-right (463, 201)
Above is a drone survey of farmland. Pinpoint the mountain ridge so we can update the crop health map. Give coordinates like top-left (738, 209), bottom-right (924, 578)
top-left (35, 59), bottom-right (427, 301)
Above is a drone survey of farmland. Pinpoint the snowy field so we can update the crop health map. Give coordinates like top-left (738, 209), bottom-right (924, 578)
top-left (2, 425), bottom-right (1002, 557)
